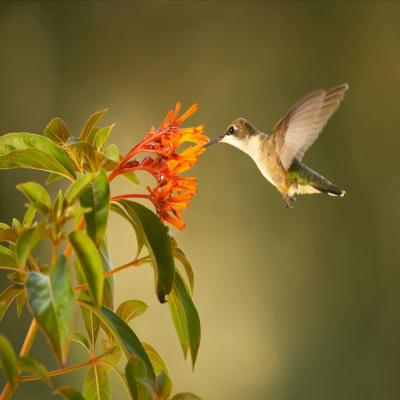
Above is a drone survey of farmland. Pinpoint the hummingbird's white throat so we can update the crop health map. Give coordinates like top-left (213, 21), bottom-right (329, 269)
top-left (221, 133), bottom-right (280, 188)
top-left (221, 133), bottom-right (264, 161)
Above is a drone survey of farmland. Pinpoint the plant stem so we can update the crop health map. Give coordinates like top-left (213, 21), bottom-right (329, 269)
top-left (52, 243), bottom-right (57, 266)
top-left (0, 319), bottom-right (39, 400)
top-left (103, 259), bottom-right (141, 278)
top-left (0, 380), bottom-right (13, 400)
top-left (118, 164), bottom-right (161, 179)
top-left (20, 319), bottom-right (38, 357)
top-left (111, 194), bottom-right (151, 200)
top-left (19, 349), bottom-right (113, 383)
top-left (0, 266), bottom-right (28, 275)
top-left (73, 257), bottom-right (149, 292)
top-left (29, 255), bottom-right (41, 273)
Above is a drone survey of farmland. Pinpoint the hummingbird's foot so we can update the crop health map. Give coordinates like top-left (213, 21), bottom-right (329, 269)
top-left (282, 195), bottom-right (294, 210)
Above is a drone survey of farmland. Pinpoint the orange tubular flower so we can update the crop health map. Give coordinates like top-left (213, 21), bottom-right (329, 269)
top-left (110, 103), bottom-right (209, 230)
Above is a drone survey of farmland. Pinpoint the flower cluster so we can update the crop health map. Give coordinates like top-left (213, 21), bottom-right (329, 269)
top-left (110, 103), bottom-right (208, 230)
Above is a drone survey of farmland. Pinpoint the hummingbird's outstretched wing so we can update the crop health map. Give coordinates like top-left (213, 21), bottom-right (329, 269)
top-left (269, 84), bottom-right (348, 170)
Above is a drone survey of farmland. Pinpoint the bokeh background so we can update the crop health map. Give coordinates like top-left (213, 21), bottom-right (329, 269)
top-left (1, 2), bottom-right (400, 399)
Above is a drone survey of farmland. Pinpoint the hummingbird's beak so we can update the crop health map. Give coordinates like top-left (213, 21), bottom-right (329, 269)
top-left (204, 135), bottom-right (224, 148)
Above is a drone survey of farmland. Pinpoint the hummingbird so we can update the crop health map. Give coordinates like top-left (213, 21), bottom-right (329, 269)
top-left (204, 84), bottom-right (348, 209)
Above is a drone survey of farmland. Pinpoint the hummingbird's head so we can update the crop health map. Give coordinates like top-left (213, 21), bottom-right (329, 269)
top-left (204, 118), bottom-right (258, 152)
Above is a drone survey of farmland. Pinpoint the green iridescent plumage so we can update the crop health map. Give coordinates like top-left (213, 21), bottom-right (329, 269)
top-left (288, 159), bottom-right (343, 196)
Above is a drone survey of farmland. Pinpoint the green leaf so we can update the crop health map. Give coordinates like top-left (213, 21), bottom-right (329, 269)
top-left (137, 378), bottom-right (158, 399)
top-left (26, 255), bottom-right (76, 366)
top-left (63, 173), bottom-right (96, 210)
top-left (175, 251), bottom-right (194, 294)
top-left (64, 205), bottom-right (92, 220)
top-left (110, 205), bottom-right (143, 259)
top-left (72, 331), bottom-right (90, 354)
top-left (23, 208), bottom-right (36, 229)
top-left (17, 356), bottom-right (50, 385)
top-left (156, 369), bottom-right (172, 400)
top-left (0, 334), bottom-right (18, 389)
top-left (83, 364), bottom-right (110, 400)
top-left (65, 139), bottom-right (95, 169)
top-left (12, 218), bottom-right (22, 232)
top-left (80, 169), bottom-right (110, 247)
top-left (52, 190), bottom-right (63, 222)
top-left (53, 386), bottom-right (86, 400)
top-left (112, 200), bottom-right (175, 303)
top-left (0, 284), bottom-right (24, 322)
top-left (170, 236), bottom-right (194, 295)
top-left (125, 357), bottom-right (148, 400)
top-left (87, 127), bottom-right (100, 146)
top-left (17, 182), bottom-right (53, 216)
top-left (79, 292), bottom-right (100, 347)
top-left (99, 322), bottom-right (114, 351)
top-left (79, 301), bottom-right (155, 380)
top-left (0, 228), bottom-right (17, 243)
top-left (99, 238), bottom-right (114, 310)
top-left (0, 133), bottom-right (76, 180)
top-left (101, 338), bottom-right (122, 372)
top-left (142, 343), bottom-right (169, 377)
top-left (0, 245), bottom-right (18, 269)
top-left (46, 172), bottom-right (64, 185)
top-left (0, 225), bottom-right (16, 246)
top-left (68, 230), bottom-right (103, 308)
top-left (168, 280), bottom-right (189, 360)
top-left (99, 360), bottom-right (135, 400)
top-left (43, 118), bottom-right (71, 145)
top-left (16, 289), bottom-right (26, 317)
top-left (23, 202), bottom-right (50, 217)
top-left (7, 271), bottom-right (27, 284)
top-left (116, 300), bottom-right (148, 324)
top-left (80, 109), bottom-right (108, 142)
top-left (103, 144), bottom-right (119, 163)
top-left (101, 146), bottom-right (140, 186)
top-left (103, 155), bottom-right (140, 185)
top-left (16, 221), bottom-right (47, 268)
top-left (122, 171), bottom-right (140, 186)
top-left (94, 125), bottom-right (115, 151)
top-left (168, 272), bottom-right (201, 369)
top-left (172, 393), bottom-right (202, 400)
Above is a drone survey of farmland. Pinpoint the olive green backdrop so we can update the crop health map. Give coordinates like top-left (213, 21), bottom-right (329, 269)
top-left (1, 2), bottom-right (400, 399)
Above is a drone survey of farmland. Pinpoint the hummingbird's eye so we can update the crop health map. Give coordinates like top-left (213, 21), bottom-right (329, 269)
top-left (228, 126), bottom-right (235, 134)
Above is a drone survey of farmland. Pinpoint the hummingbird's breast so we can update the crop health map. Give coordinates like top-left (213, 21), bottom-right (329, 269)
top-left (248, 135), bottom-right (290, 194)
top-left (221, 131), bottom-right (290, 194)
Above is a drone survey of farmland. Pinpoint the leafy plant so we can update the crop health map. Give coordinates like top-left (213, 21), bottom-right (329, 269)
top-left (0, 104), bottom-right (206, 400)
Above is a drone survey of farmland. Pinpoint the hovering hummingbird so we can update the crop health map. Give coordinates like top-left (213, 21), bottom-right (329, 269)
top-left (204, 84), bottom-right (348, 209)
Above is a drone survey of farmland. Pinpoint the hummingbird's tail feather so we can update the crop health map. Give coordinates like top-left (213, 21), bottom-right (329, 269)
top-left (288, 160), bottom-right (345, 197)
top-left (312, 181), bottom-right (346, 197)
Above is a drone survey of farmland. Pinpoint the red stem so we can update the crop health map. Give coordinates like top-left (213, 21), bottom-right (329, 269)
top-left (111, 194), bottom-right (152, 201)
top-left (108, 129), bottom-right (167, 182)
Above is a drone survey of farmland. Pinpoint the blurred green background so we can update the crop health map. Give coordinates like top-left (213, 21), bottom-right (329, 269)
top-left (1, 1), bottom-right (400, 399)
